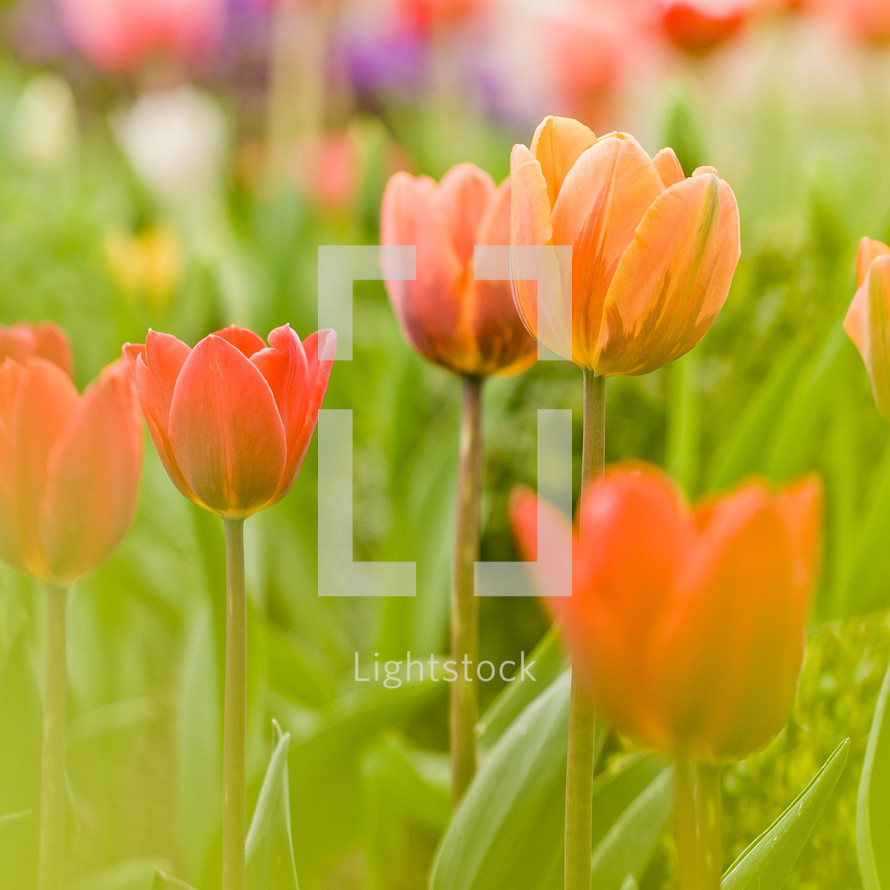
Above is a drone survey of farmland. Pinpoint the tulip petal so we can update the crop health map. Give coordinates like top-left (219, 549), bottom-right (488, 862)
top-left (169, 335), bottom-right (287, 517)
top-left (381, 172), bottom-right (467, 367)
top-left (0, 323), bottom-right (73, 376)
top-left (529, 116), bottom-right (598, 207)
top-left (568, 468), bottom-right (691, 746)
top-left (464, 179), bottom-right (537, 375)
top-left (846, 255), bottom-right (890, 420)
top-left (0, 362), bottom-right (27, 572)
top-left (41, 360), bottom-right (143, 583)
top-left (212, 325), bottom-right (267, 357)
top-left (6, 360), bottom-right (81, 578)
top-left (595, 172), bottom-right (740, 376)
top-left (271, 328), bottom-right (336, 502)
top-left (509, 487), bottom-right (573, 600)
top-left (653, 147), bottom-right (684, 187)
top-left (510, 143), bottom-right (572, 359)
top-left (651, 486), bottom-right (800, 760)
top-left (550, 134), bottom-right (665, 367)
top-left (857, 237), bottom-right (890, 287)
top-left (125, 331), bottom-right (195, 500)
top-left (434, 163), bottom-right (496, 264)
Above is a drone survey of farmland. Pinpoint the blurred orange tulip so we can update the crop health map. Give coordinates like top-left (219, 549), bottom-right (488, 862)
top-left (511, 464), bottom-right (821, 762)
top-left (125, 324), bottom-right (335, 518)
top-left (659, 1), bottom-right (747, 56)
top-left (845, 237), bottom-right (890, 420)
top-left (510, 116), bottom-right (740, 375)
top-left (382, 163), bottom-right (536, 377)
top-left (0, 357), bottom-right (142, 584)
top-left (0, 322), bottom-right (72, 376)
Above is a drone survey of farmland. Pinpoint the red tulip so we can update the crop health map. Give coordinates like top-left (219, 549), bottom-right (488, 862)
top-left (511, 464), bottom-right (821, 762)
top-left (659, 1), bottom-right (747, 56)
top-left (382, 163), bottom-right (537, 377)
top-left (125, 324), bottom-right (336, 518)
top-left (55, 0), bottom-right (224, 73)
top-left (0, 357), bottom-right (142, 584)
top-left (0, 322), bottom-right (72, 376)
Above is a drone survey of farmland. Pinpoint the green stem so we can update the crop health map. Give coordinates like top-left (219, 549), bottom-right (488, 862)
top-left (565, 370), bottom-right (606, 890)
top-left (696, 763), bottom-right (723, 890)
top-left (450, 375), bottom-right (483, 807)
top-left (674, 761), bottom-right (722, 890)
top-left (674, 759), bottom-right (698, 890)
top-left (222, 518), bottom-right (247, 890)
top-left (38, 584), bottom-right (68, 890)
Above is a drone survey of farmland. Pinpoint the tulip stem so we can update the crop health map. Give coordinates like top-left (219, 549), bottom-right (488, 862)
top-left (675, 759), bottom-right (699, 890)
top-left (696, 763), bottom-right (723, 889)
top-left (450, 375), bottom-right (484, 807)
top-left (675, 760), bottom-right (722, 890)
top-left (38, 584), bottom-right (68, 890)
top-left (565, 370), bottom-right (606, 890)
top-left (223, 518), bottom-right (247, 890)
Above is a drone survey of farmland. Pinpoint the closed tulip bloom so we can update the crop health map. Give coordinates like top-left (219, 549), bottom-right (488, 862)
top-left (511, 465), bottom-right (821, 762)
top-left (382, 163), bottom-right (537, 377)
top-left (0, 357), bottom-right (142, 585)
top-left (845, 237), bottom-right (890, 421)
top-left (0, 321), bottom-right (72, 376)
top-left (510, 116), bottom-right (740, 375)
top-left (125, 324), bottom-right (336, 518)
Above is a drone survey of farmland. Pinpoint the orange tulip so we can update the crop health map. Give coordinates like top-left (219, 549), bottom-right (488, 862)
top-left (0, 321), bottom-right (72, 376)
top-left (382, 163), bottom-right (537, 377)
top-left (0, 357), bottom-right (142, 584)
top-left (845, 237), bottom-right (890, 421)
top-left (125, 324), bottom-right (335, 518)
top-left (510, 116), bottom-right (740, 375)
top-left (511, 464), bottom-right (821, 762)
top-left (659, 1), bottom-right (747, 57)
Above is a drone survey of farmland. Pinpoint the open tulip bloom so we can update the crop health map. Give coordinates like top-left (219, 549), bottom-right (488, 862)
top-left (125, 323), bottom-right (335, 890)
top-left (382, 162), bottom-right (536, 806)
top-left (0, 340), bottom-right (143, 890)
top-left (512, 464), bottom-right (822, 889)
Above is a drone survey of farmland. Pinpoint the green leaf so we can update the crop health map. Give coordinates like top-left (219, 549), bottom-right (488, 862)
top-left (429, 673), bottom-right (571, 890)
top-left (858, 657), bottom-right (890, 890)
top-left (477, 625), bottom-right (564, 752)
top-left (246, 722), bottom-right (299, 890)
top-left (590, 768), bottom-right (673, 887)
top-left (153, 868), bottom-right (200, 889)
top-left (431, 674), bottom-right (666, 890)
top-left (723, 738), bottom-right (850, 890)
top-left (619, 877), bottom-right (639, 890)
top-left (70, 858), bottom-right (175, 889)
top-left (708, 335), bottom-right (811, 489)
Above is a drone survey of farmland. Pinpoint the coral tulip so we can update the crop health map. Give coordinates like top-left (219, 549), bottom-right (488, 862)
top-left (0, 357), bottom-right (142, 585)
top-left (511, 465), bottom-right (821, 762)
top-left (659, 1), bottom-right (747, 56)
top-left (845, 237), bottom-right (890, 420)
top-left (382, 163), bottom-right (536, 377)
top-left (510, 116), bottom-right (740, 375)
top-left (0, 322), bottom-right (72, 376)
top-left (55, 0), bottom-right (224, 73)
top-left (124, 324), bottom-right (336, 518)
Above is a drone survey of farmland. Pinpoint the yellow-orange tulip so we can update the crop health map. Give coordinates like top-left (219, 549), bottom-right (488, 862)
top-left (511, 464), bottom-right (821, 762)
top-left (845, 236), bottom-right (890, 420)
top-left (382, 163), bottom-right (537, 377)
top-left (510, 116), bottom-right (740, 374)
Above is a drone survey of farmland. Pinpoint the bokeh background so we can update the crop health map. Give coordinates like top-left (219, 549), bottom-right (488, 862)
top-left (0, 0), bottom-right (889, 887)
